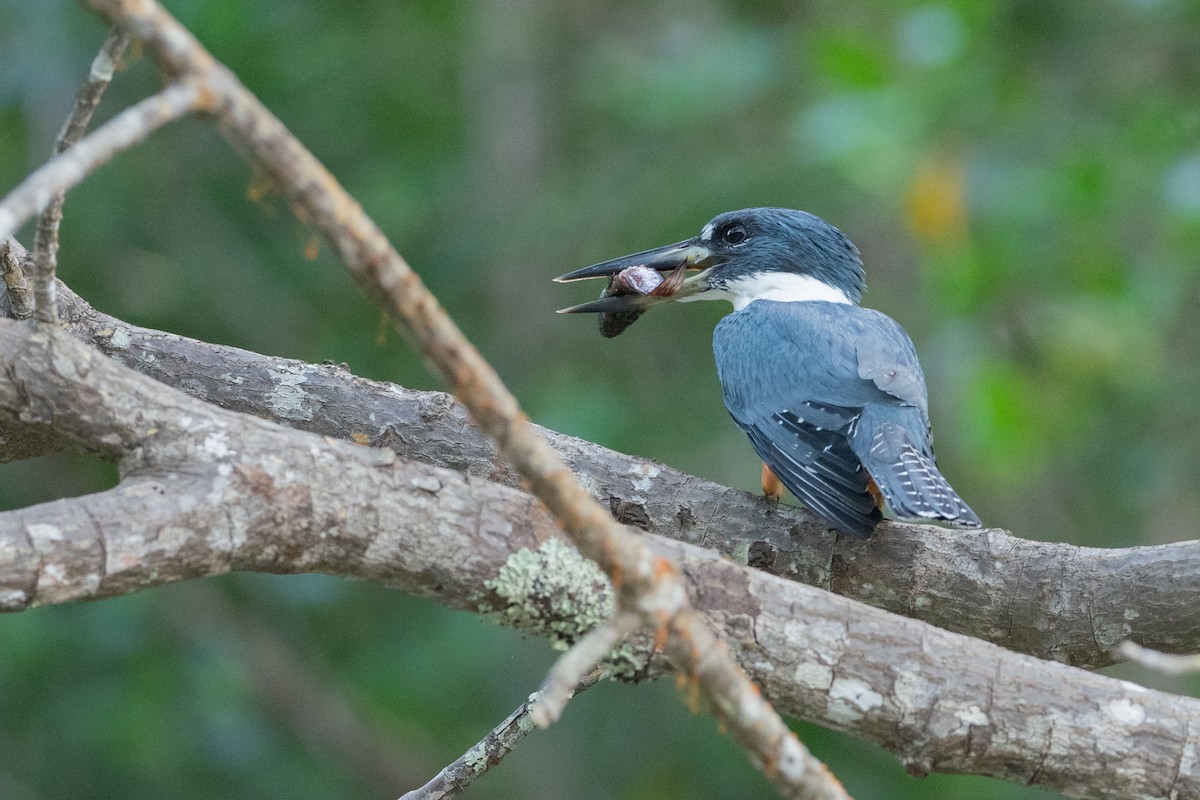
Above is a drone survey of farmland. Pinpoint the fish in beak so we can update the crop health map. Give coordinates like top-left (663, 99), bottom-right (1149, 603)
top-left (554, 239), bottom-right (718, 336)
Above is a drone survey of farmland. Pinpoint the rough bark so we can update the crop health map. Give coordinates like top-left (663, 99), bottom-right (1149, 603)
top-left (0, 319), bottom-right (1194, 800)
top-left (6, 278), bottom-right (1194, 670)
top-left (74, 4), bottom-right (831, 793)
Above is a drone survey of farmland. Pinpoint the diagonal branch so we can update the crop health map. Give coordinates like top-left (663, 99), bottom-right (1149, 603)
top-left (79, 2), bottom-right (846, 797)
top-left (0, 319), bottom-right (1193, 800)
top-left (399, 669), bottom-right (605, 800)
top-left (0, 80), bottom-right (204, 244)
top-left (531, 613), bottom-right (638, 726)
top-left (3, 275), bottom-right (1194, 670)
top-left (31, 25), bottom-right (132, 324)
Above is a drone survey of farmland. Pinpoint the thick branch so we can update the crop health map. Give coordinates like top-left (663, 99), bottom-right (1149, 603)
top-left (4, 278), bottom-right (1192, 670)
top-left (0, 320), bottom-right (1193, 800)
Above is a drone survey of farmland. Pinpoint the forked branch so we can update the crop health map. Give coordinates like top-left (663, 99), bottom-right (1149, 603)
top-left (0, 320), bottom-right (1194, 799)
top-left (71, 1), bottom-right (847, 797)
top-left (0, 80), bottom-right (203, 244)
top-left (31, 26), bottom-right (132, 324)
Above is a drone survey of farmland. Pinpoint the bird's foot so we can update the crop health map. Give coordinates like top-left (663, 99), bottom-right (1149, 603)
top-left (761, 463), bottom-right (785, 507)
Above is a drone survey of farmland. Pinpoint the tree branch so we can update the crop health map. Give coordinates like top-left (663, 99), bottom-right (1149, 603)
top-left (32, 26), bottom-right (132, 324)
top-left (0, 81), bottom-right (204, 243)
top-left (531, 614), bottom-right (637, 726)
top-left (399, 669), bottom-right (604, 800)
top-left (78, 2), bottom-right (845, 796)
top-left (0, 320), bottom-right (1193, 799)
top-left (4, 276), bottom-right (1193, 670)
top-left (0, 238), bottom-right (33, 320)
top-left (1116, 641), bottom-right (1200, 675)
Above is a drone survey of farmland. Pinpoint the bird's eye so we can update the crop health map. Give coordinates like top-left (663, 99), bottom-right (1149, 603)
top-left (723, 224), bottom-right (748, 245)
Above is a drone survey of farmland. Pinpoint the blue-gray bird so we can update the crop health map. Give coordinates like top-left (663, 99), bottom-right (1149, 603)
top-left (555, 207), bottom-right (981, 538)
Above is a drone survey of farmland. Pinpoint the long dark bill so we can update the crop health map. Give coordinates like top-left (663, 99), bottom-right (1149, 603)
top-left (553, 240), bottom-right (711, 282)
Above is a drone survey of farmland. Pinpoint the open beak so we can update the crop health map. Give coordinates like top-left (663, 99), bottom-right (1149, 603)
top-left (554, 239), bottom-right (717, 315)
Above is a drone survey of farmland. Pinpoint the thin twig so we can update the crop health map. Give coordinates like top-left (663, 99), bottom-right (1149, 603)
top-left (1115, 640), bottom-right (1200, 675)
top-left (56, 27), bottom-right (133, 150)
top-left (399, 669), bottom-right (605, 800)
top-left (532, 612), bottom-right (638, 727)
top-left (79, 4), bottom-right (850, 798)
top-left (0, 81), bottom-right (203, 244)
top-left (31, 26), bottom-right (132, 325)
top-left (0, 238), bottom-right (34, 319)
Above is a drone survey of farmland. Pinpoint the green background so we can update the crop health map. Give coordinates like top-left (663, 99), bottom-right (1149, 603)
top-left (2, 1), bottom-right (1199, 798)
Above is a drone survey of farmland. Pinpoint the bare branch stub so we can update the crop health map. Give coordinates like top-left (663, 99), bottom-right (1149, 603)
top-left (78, 2), bottom-right (851, 798)
top-left (0, 238), bottom-right (34, 319)
top-left (31, 26), bottom-right (133, 325)
top-left (1115, 640), bottom-right (1200, 675)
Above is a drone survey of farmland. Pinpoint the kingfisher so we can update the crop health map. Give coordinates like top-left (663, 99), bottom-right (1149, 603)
top-left (555, 207), bottom-right (980, 538)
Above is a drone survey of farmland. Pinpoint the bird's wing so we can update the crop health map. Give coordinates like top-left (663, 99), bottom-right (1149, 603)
top-left (734, 405), bottom-right (882, 536)
top-left (715, 301), bottom-right (977, 533)
top-left (850, 314), bottom-right (928, 414)
top-left (842, 310), bottom-right (979, 526)
top-left (715, 302), bottom-right (897, 536)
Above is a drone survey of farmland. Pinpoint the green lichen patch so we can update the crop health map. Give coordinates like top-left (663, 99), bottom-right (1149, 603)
top-left (462, 742), bottom-right (489, 775)
top-left (481, 538), bottom-right (614, 650)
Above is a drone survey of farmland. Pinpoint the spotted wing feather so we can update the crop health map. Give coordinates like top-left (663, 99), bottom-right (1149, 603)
top-left (715, 300), bottom-right (979, 536)
top-left (736, 404), bottom-right (881, 536)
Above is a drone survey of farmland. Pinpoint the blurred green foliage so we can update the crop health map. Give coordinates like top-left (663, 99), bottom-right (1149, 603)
top-left (1, 1), bottom-right (1199, 798)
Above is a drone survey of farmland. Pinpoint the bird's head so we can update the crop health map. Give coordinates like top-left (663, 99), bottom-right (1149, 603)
top-left (555, 208), bottom-right (867, 326)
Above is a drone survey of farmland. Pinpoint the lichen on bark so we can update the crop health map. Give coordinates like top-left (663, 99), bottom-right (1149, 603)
top-left (480, 538), bottom-right (614, 650)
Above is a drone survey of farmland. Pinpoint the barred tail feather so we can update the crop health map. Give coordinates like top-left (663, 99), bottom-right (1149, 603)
top-left (862, 429), bottom-right (980, 527)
